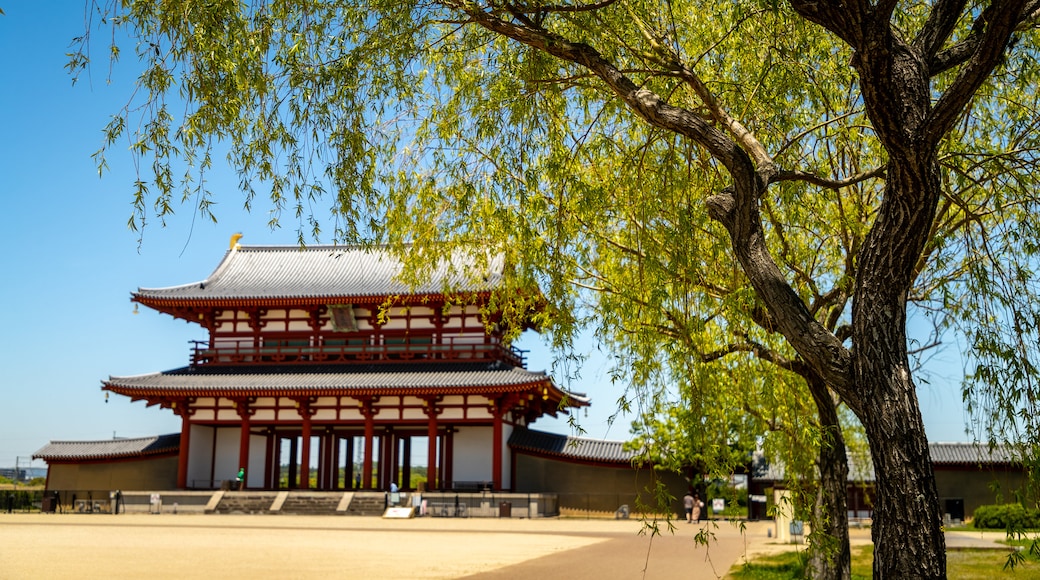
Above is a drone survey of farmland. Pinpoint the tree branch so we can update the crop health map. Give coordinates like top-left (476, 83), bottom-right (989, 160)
top-left (774, 166), bottom-right (885, 190)
top-left (453, 4), bottom-right (745, 169)
top-left (914, 0), bottom-right (970, 59)
top-left (926, 0), bottom-right (1029, 146)
top-left (787, 0), bottom-right (866, 49)
top-left (454, 0), bottom-right (855, 404)
top-left (506, 0), bottom-right (622, 15)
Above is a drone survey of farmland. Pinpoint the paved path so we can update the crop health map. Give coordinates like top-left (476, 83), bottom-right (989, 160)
top-left (945, 529), bottom-right (1017, 550)
top-left (466, 520), bottom-right (767, 579)
top-left (0, 513), bottom-right (1012, 579)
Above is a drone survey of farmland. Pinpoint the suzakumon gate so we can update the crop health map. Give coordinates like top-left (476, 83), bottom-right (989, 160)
top-left (103, 243), bottom-right (586, 492)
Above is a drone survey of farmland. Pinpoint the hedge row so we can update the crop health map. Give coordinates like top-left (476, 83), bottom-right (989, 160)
top-left (973, 504), bottom-right (1040, 530)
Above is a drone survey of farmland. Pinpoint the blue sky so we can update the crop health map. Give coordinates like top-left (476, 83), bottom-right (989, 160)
top-left (0, 3), bottom-right (972, 470)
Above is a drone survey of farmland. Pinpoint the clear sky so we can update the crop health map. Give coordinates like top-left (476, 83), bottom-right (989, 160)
top-left (0, 3), bottom-right (973, 471)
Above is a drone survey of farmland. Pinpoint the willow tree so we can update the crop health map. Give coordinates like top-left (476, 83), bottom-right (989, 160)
top-left (76, 0), bottom-right (1040, 577)
top-left (558, 148), bottom-right (863, 578)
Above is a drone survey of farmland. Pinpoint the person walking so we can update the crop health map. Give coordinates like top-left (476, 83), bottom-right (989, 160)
top-left (683, 491), bottom-right (695, 523)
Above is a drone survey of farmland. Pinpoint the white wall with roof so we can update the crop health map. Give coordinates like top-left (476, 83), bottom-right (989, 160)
top-left (187, 425), bottom-right (214, 488)
top-left (452, 426), bottom-right (493, 484)
top-left (186, 425), bottom-right (241, 487)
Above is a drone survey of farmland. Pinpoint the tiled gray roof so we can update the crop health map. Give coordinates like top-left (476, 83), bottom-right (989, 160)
top-left (33, 433), bottom-right (180, 461)
top-left (509, 426), bottom-right (637, 464)
top-left (753, 442), bottom-right (1022, 483)
top-left (103, 363), bottom-right (589, 403)
top-left (929, 442), bottom-right (1020, 464)
top-left (134, 245), bottom-right (504, 301)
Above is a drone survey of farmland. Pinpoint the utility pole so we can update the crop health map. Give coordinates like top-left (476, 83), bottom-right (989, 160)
top-left (14, 457), bottom-right (34, 482)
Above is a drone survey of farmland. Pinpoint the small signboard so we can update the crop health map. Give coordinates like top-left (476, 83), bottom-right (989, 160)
top-left (712, 498), bottom-right (725, 513)
top-left (383, 507), bottom-right (415, 519)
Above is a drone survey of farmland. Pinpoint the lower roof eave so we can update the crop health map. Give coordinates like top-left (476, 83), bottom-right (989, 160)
top-left (101, 383), bottom-right (589, 411)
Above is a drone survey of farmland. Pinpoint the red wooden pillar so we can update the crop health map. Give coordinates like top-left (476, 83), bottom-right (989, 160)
top-left (384, 432), bottom-right (395, 490)
top-left (300, 415), bottom-right (312, 489)
top-left (444, 428), bottom-right (454, 490)
top-left (320, 432), bottom-right (332, 490)
top-left (273, 437), bottom-right (283, 489)
top-left (402, 437), bottom-right (412, 490)
top-left (264, 429), bottom-right (275, 489)
top-left (427, 420), bottom-right (438, 490)
top-left (287, 437), bottom-right (299, 488)
top-left (425, 398), bottom-right (440, 490)
top-left (344, 436), bottom-right (355, 489)
top-left (235, 399), bottom-right (255, 488)
top-left (361, 400), bottom-right (375, 490)
top-left (293, 398), bottom-right (317, 489)
top-left (174, 400), bottom-right (194, 489)
top-left (492, 412), bottom-right (503, 491)
top-left (379, 431), bottom-right (389, 490)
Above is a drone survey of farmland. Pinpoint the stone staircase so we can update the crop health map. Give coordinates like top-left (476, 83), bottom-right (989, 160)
top-left (209, 491), bottom-right (279, 514)
top-left (207, 490), bottom-right (393, 516)
top-left (345, 492), bottom-right (388, 516)
top-left (278, 492), bottom-right (346, 515)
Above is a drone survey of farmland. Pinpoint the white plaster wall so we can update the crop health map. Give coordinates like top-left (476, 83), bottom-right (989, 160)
top-left (213, 427), bottom-right (242, 483)
top-left (312, 409), bottom-right (337, 421)
top-left (217, 408), bottom-right (242, 421)
top-left (339, 408), bottom-right (363, 421)
top-left (214, 337), bottom-right (251, 347)
top-left (186, 424), bottom-right (215, 488)
top-left (501, 423), bottom-right (513, 486)
top-left (247, 432), bottom-right (267, 488)
top-left (466, 406), bottom-right (493, 420)
top-left (380, 318), bottom-right (409, 330)
top-left (439, 408), bottom-right (465, 420)
top-left (452, 426), bottom-right (493, 484)
top-left (402, 408), bottom-right (426, 420)
top-left (355, 309), bottom-right (374, 330)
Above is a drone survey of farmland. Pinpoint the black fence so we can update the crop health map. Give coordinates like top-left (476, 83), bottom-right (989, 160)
top-left (421, 492), bottom-right (558, 518)
top-left (555, 493), bottom-right (683, 519)
top-left (1, 489), bottom-right (45, 513)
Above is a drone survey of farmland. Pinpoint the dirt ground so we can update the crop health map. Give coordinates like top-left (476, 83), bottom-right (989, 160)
top-left (0, 514), bottom-right (836, 579)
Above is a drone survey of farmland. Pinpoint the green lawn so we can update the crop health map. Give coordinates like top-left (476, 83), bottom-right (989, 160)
top-left (729, 544), bottom-right (1040, 579)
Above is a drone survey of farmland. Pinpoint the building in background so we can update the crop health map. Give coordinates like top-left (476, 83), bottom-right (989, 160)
top-left (34, 242), bottom-right (690, 516)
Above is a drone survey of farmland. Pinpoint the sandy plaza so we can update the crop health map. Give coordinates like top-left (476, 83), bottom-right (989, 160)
top-left (0, 513), bottom-right (811, 579)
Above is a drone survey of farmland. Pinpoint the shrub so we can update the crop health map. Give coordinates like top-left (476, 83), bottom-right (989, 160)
top-left (972, 504), bottom-right (1040, 530)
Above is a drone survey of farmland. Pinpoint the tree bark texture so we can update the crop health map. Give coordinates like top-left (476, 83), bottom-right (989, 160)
top-left (851, 157), bottom-right (947, 579)
top-left (808, 377), bottom-right (852, 580)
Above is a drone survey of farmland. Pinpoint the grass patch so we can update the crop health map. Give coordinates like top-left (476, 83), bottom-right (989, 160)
top-left (728, 544), bottom-right (1040, 579)
top-left (728, 551), bottom-right (806, 579)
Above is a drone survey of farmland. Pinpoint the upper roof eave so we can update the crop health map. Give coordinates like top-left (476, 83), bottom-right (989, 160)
top-left (133, 244), bottom-right (507, 305)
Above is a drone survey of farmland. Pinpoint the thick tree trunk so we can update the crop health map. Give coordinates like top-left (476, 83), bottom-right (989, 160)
top-left (860, 389), bottom-right (944, 578)
top-left (807, 377), bottom-right (851, 580)
top-left (853, 157), bottom-right (946, 579)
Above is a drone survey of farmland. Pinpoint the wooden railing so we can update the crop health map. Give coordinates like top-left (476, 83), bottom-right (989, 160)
top-left (189, 340), bottom-right (526, 367)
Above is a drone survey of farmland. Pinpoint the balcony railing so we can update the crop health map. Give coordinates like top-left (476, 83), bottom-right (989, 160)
top-left (190, 340), bottom-right (526, 367)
